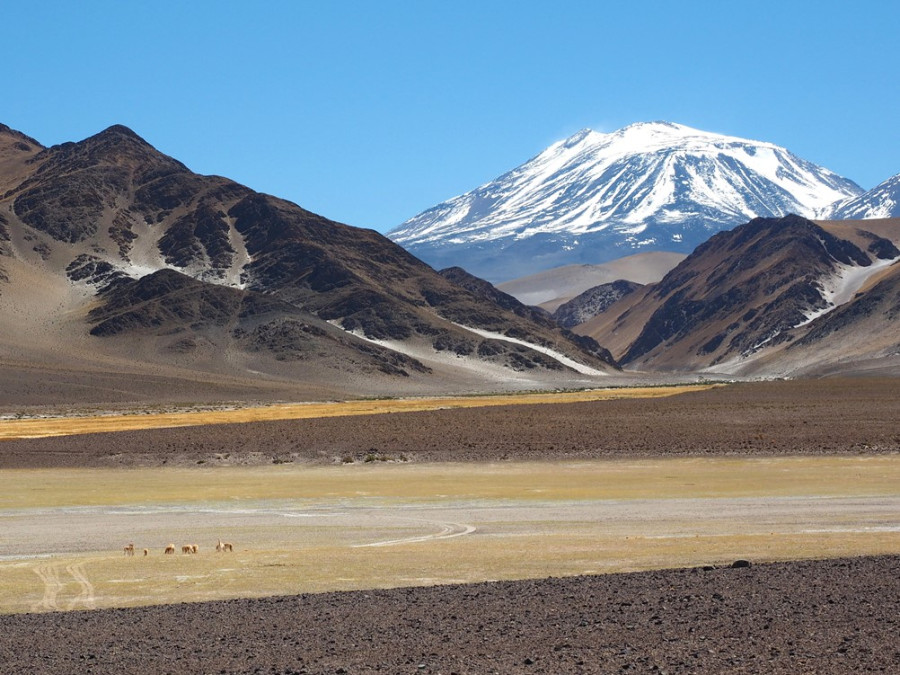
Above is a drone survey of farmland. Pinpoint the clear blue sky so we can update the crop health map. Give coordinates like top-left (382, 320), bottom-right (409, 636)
top-left (5, 1), bottom-right (898, 233)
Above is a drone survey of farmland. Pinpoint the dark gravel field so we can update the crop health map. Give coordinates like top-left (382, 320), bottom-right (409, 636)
top-left (1, 556), bottom-right (897, 674)
top-left (0, 378), bottom-right (898, 468)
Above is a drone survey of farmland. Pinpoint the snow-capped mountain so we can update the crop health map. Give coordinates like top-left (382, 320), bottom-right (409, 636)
top-left (822, 173), bottom-right (900, 219)
top-left (389, 122), bottom-right (863, 282)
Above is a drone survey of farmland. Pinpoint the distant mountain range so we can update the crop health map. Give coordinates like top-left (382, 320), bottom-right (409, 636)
top-left (1, 121), bottom-right (898, 400)
top-left (389, 122), bottom-right (865, 281)
top-left (0, 123), bottom-right (618, 404)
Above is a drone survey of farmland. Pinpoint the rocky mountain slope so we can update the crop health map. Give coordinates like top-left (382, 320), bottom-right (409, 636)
top-left (823, 173), bottom-right (900, 220)
top-left (574, 215), bottom-right (900, 375)
top-left (389, 122), bottom-right (862, 281)
top-left (0, 123), bottom-right (619, 404)
top-left (552, 280), bottom-right (643, 329)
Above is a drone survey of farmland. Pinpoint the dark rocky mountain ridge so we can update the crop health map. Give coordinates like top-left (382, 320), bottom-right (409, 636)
top-left (0, 123), bottom-right (618, 400)
top-left (575, 214), bottom-right (900, 374)
top-left (3, 121), bottom-right (897, 388)
top-left (553, 279), bottom-right (643, 328)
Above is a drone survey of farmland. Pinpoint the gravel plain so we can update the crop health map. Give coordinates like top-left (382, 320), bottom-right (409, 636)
top-left (1, 378), bottom-right (898, 673)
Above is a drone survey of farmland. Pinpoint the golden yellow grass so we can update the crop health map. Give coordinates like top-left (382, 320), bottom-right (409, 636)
top-left (1, 455), bottom-right (897, 508)
top-left (0, 384), bottom-right (716, 441)
top-left (2, 456), bottom-right (898, 614)
top-left (4, 532), bottom-right (894, 615)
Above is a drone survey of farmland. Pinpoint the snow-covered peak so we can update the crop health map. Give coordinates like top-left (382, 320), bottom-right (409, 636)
top-left (607, 121), bottom-right (742, 151)
top-left (548, 121), bottom-right (783, 160)
top-left (389, 121), bottom-right (864, 281)
top-left (558, 128), bottom-right (599, 148)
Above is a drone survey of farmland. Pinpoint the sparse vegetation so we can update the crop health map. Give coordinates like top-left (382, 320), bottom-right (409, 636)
top-left (1, 456), bottom-right (898, 615)
top-left (0, 385), bottom-right (719, 441)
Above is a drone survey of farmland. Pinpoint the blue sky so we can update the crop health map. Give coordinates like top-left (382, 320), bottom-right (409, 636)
top-left (5, 1), bottom-right (898, 233)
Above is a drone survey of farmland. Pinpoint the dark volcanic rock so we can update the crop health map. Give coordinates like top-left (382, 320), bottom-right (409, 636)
top-left (157, 202), bottom-right (235, 271)
top-left (11, 125), bottom-right (188, 243)
top-left (0, 556), bottom-right (897, 674)
top-left (790, 263), bottom-right (900, 347)
top-left (440, 266), bottom-right (553, 324)
top-left (224, 194), bottom-right (617, 371)
top-left (88, 269), bottom-right (255, 335)
top-left (108, 211), bottom-right (138, 258)
top-left (88, 268), bottom-right (431, 375)
top-left (859, 228), bottom-right (900, 259)
top-left (553, 279), bottom-right (642, 328)
top-left (66, 254), bottom-right (128, 288)
top-left (621, 215), bottom-right (877, 365)
top-left (0, 122), bottom-right (42, 151)
top-left (0, 122), bottom-right (618, 379)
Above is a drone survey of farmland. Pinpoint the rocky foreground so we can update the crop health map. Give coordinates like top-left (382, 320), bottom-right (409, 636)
top-left (0, 556), bottom-right (897, 674)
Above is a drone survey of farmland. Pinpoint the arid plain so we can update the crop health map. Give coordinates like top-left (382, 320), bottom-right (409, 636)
top-left (1, 378), bottom-right (899, 673)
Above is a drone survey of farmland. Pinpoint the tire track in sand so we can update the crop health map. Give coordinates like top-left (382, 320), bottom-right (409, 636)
top-left (354, 521), bottom-right (476, 548)
top-left (66, 561), bottom-right (96, 610)
top-left (30, 560), bottom-right (97, 612)
top-left (31, 562), bottom-right (62, 612)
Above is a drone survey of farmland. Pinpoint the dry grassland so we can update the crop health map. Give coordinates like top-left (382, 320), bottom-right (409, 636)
top-left (0, 384), bottom-right (715, 441)
top-left (1, 455), bottom-right (896, 508)
top-left (2, 456), bottom-right (898, 614)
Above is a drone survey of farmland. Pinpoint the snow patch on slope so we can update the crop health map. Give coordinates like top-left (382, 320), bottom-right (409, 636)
top-left (328, 321), bottom-right (607, 379)
top-left (451, 323), bottom-right (608, 376)
top-left (796, 256), bottom-right (900, 327)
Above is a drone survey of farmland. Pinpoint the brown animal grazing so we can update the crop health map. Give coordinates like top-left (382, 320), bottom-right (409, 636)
top-left (164, 544), bottom-right (175, 555)
top-left (124, 543), bottom-right (135, 556)
top-left (223, 541), bottom-right (233, 552)
top-left (191, 544), bottom-right (198, 554)
top-left (143, 548), bottom-right (149, 556)
top-left (182, 545), bottom-right (192, 554)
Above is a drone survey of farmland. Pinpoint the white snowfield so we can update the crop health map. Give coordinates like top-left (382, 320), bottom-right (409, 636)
top-left (391, 121), bottom-right (863, 248)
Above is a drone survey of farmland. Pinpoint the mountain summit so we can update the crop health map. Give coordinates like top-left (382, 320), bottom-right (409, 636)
top-left (389, 122), bottom-right (863, 281)
top-left (0, 122), bottom-right (620, 404)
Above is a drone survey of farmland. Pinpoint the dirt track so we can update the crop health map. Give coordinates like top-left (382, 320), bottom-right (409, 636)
top-left (0, 378), bottom-right (897, 468)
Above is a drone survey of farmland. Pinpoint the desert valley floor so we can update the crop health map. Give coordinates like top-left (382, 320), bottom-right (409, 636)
top-left (0, 378), bottom-right (898, 673)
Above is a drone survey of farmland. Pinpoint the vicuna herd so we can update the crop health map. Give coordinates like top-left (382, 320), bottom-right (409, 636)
top-left (124, 539), bottom-right (233, 556)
